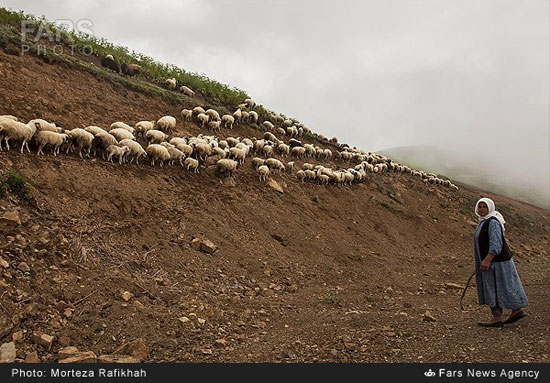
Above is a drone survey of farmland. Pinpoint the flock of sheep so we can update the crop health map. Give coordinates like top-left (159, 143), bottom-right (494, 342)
top-left (0, 104), bottom-right (458, 191)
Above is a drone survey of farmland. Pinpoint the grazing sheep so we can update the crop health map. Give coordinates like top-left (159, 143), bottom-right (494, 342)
top-left (276, 127), bottom-right (286, 136)
top-left (193, 142), bottom-right (212, 162)
top-left (286, 161), bottom-right (295, 172)
top-left (265, 158), bottom-right (285, 173)
top-left (244, 98), bottom-right (256, 108)
top-left (174, 143), bottom-right (193, 158)
top-left (180, 85), bottom-right (195, 97)
top-left (212, 146), bottom-right (227, 159)
top-left (257, 165), bottom-right (270, 182)
top-left (233, 108), bottom-right (242, 123)
top-left (110, 121), bottom-right (135, 134)
top-left (286, 126), bottom-right (298, 137)
top-left (262, 121), bottom-right (274, 131)
top-left (291, 146), bottom-right (306, 158)
top-left (100, 55), bottom-right (120, 73)
top-left (93, 131), bottom-right (118, 158)
top-left (162, 144), bottom-right (185, 166)
top-left (226, 137), bottom-right (240, 147)
top-left (121, 63), bottom-right (140, 76)
top-left (145, 129), bottom-right (167, 144)
top-left (146, 144), bottom-right (171, 166)
top-left (181, 109), bottom-right (193, 122)
top-left (119, 139), bottom-right (147, 165)
top-left (283, 119), bottom-right (293, 128)
top-left (229, 147), bottom-right (247, 165)
top-left (208, 120), bottom-right (222, 132)
top-left (192, 106), bottom-right (206, 115)
top-left (296, 170), bottom-right (306, 182)
top-left (65, 128), bottom-right (95, 157)
top-left (249, 111), bottom-right (259, 125)
top-left (196, 113), bottom-right (209, 129)
top-left (109, 128), bottom-right (135, 141)
top-left (0, 115), bottom-right (18, 121)
top-left (262, 144), bottom-right (273, 158)
top-left (135, 121), bottom-right (155, 137)
top-left (217, 158), bottom-right (238, 177)
top-left (222, 114), bottom-right (235, 129)
top-left (185, 157), bottom-right (199, 173)
top-left (106, 145), bottom-right (130, 164)
top-left (85, 125), bottom-right (108, 136)
top-left (0, 119), bottom-right (38, 153)
top-left (35, 130), bottom-right (68, 156)
top-left (165, 77), bottom-right (177, 89)
top-left (156, 115), bottom-right (176, 133)
top-left (29, 119), bottom-right (62, 133)
top-left (276, 143), bottom-right (290, 157)
top-left (241, 111), bottom-right (249, 122)
top-left (170, 137), bottom-right (187, 146)
top-left (251, 157), bottom-right (265, 169)
top-left (205, 109), bottom-right (220, 121)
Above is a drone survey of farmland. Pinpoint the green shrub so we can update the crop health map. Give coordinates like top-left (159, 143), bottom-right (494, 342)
top-left (0, 172), bottom-right (31, 201)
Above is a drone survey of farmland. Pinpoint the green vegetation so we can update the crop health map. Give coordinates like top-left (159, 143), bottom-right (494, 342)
top-left (0, 7), bottom-right (248, 105)
top-left (0, 171), bottom-right (32, 201)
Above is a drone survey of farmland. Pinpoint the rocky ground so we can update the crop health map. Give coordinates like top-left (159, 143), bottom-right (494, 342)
top-left (1, 46), bottom-right (549, 364)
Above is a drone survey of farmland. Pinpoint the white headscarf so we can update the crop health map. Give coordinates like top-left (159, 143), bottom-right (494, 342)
top-left (475, 197), bottom-right (506, 231)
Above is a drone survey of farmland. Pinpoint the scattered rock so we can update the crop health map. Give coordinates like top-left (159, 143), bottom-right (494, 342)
top-left (0, 257), bottom-right (9, 269)
top-left (0, 318), bottom-right (13, 340)
top-left (444, 282), bottom-right (464, 290)
top-left (97, 354), bottom-right (140, 363)
top-left (25, 351), bottom-right (40, 363)
top-left (422, 311), bottom-right (437, 322)
top-left (267, 179), bottom-right (284, 194)
top-left (114, 339), bottom-right (150, 361)
top-left (190, 238), bottom-right (218, 254)
top-left (0, 342), bottom-right (16, 363)
top-left (32, 331), bottom-right (55, 351)
top-left (12, 331), bottom-right (23, 343)
top-left (58, 351), bottom-right (97, 363)
top-left (0, 211), bottom-right (21, 226)
top-left (133, 300), bottom-right (145, 309)
top-left (215, 339), bottom-right (227, 347)
top-left (312, 195), bottom-right (320, 203)
top-left (190, 238), bottom-right (202, 251)
top-left (178, 317), bottom-right (190, 324)
top-left (58, 346), bottom-right (80, 359)
top-left (17, 262), bottom-right (30, 273)
top-left (57, 336), bottom-right (71, 347)
top-left (121, 291), bottom-right (133, 302)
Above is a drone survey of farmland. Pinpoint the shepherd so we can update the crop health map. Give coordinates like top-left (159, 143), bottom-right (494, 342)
top-left (473, 197), bottom-right (528, 327)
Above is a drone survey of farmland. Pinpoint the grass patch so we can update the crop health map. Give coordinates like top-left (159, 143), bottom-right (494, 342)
top-left (0, 171), bottom-right (32, 201)
top-left (319, 295), bottom-right (339, 305)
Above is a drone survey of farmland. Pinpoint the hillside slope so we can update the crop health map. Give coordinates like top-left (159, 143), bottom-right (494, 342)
top-left (1, 45), bottom-right (550, 363)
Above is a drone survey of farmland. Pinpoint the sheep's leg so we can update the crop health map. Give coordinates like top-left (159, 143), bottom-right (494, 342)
top-left (25, 141), bottom-right (31, 153)
top-left (20, 141), bottom-right (25, 154)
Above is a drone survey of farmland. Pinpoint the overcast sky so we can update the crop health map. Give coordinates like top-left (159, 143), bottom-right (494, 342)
top-left (3, 0), bottom-right (549, 205)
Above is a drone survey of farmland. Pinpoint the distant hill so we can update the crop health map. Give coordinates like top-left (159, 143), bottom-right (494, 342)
top-left (378, 145), bottom-right (549, 209)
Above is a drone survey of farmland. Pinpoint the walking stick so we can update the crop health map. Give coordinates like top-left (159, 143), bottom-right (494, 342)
top-left (460, 271), bottom-right (476, 311)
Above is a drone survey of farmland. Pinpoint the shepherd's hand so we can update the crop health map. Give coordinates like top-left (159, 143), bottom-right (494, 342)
top-left (480, 258), bottom-right (491, 272)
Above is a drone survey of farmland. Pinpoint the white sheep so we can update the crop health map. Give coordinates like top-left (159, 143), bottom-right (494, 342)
top-left (262, 144), bottom-right (273, 158)
top-left (119, 139), bottom-right (147, 165)
top-left (110, 121), bottom-right (135, 134)
top-left (244, 98), bottom-right (256, 108)
top-left (84, 125), bottom-right (107, 136)
top-left (106, 145), bottom-right (130, 164)
top-left (257, 165), bottom-right (270, 182)
top-left (146, 144), bottom-right (171, 166)
top-left (276, 143), bottom-right (290, 157)
top-left (286, 161), bottom-right (295, 172)
top-left (192, 106), bottom-right (206, 115)
top-left (109, 128), bottom-right (135, 141)
top-left (249, 111), bottom-right (259, 125)
top-left (0, 115), bottom-right (18, 121)
top-left (180, 85), bottom-right (195, 97)
top-left (146, 129), bottom-right (167, 144)
top-left (296, 170), bottom-right (306, 183)
top-left (265, 158), bottom-right (285, 173)
top-left (0, 119), bottom-right (38, 153)
top-left (229, 147), bottom-right (247, 165)
top-left (65, 128), bottom-right (95, 157)
top-left (29, 118), bottom-right (61, 133)
top-left (262, 121), bottom-right (274, 131)
top-left (135, 121), bottom-right (155, 137)
top-left (217, 158), bottom-right (238, 177)
top-left (196, 113), bottom-right (209, 129)
top-left (165, 77), bottom-right (177, 89)
top-left (205, 109), bottom-right (220, 121)
top-left (276, 127), bottom-right (286, 136)
top-left (233, 108), bottom-right (242, 123)
top-left (35, 130), bottom-right (68, 156)
top-left (283, 119), bottom-right (293, 128)
top-left (241, 111), bottom-right (249, 122)
top-left (221, 114), bottom-right (235, 129)
top-left (193, 142), bottom-right (212, 162)
top-left (251, 157), bottom-right (265, 169)
top-left (162, 143), bottom-right (185, 166)
top-left (156, 115), bottom-right (176, 133)
top-left (291, 146), bottom-right (305, 158)
top-left (185, 157), bottom-right (199, 173)
top-left (208, 120), bottom-right (222, 132)
top-left (181, 109), bottom-right (193, 122)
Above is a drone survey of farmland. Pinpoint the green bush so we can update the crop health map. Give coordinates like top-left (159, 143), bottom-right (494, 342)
top-left (0, 172), bottom-right (31, 201)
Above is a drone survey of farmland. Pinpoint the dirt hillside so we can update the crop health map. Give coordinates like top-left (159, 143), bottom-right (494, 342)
top-left (1, 47), bottom-right (549, 363)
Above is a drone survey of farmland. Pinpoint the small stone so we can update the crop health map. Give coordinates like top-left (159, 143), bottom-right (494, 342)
top-left (114, 340), bottom-right (149, 361)
top-left (63, 308), bottom-right (74, 318)
top-left (0, 257), bottom-right (9, 269)
top-left (197, 318), bottom-right (206, 325)
top-left (190, 238), bottom-right (202, 251)
top-left (32, 331), bottom-right (55, 350)
top-left (58, 351), bottom-right (97, 363)
top-left (0, 318), bottom-right (13, 339)
top-left (12, 331), bottom-right (23, 342)
top-left (17, 262), bottom-right (30, 272)
top-left (97, 354), bottom-right (140, 363)
top-left (25, 351), bottom-right (40, 363)
top-left (200, 240), bottom-right (217, 254)
top-left (133, 300), bottom-right (145, 309)
top-left (215, 339), bottom-right (227, 346)
top-left (178, 317), bottom-right (190, 323)
top-left (121, 291), bottom-right (133, 302)
top-left (423, 311), bottom-right (437, 322)
top-left (267, 179), bottom-right (284, 194)
top-left (1, 211), bottom-right (21, 226)
top-left (58, 346), bottom-right (80, 359)
top-left (201, 349), bottom-right (213, 355)
top-left (0, 342), bottom-right (16, 363)
top-left (444, 282), bottom-right (464, 290)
